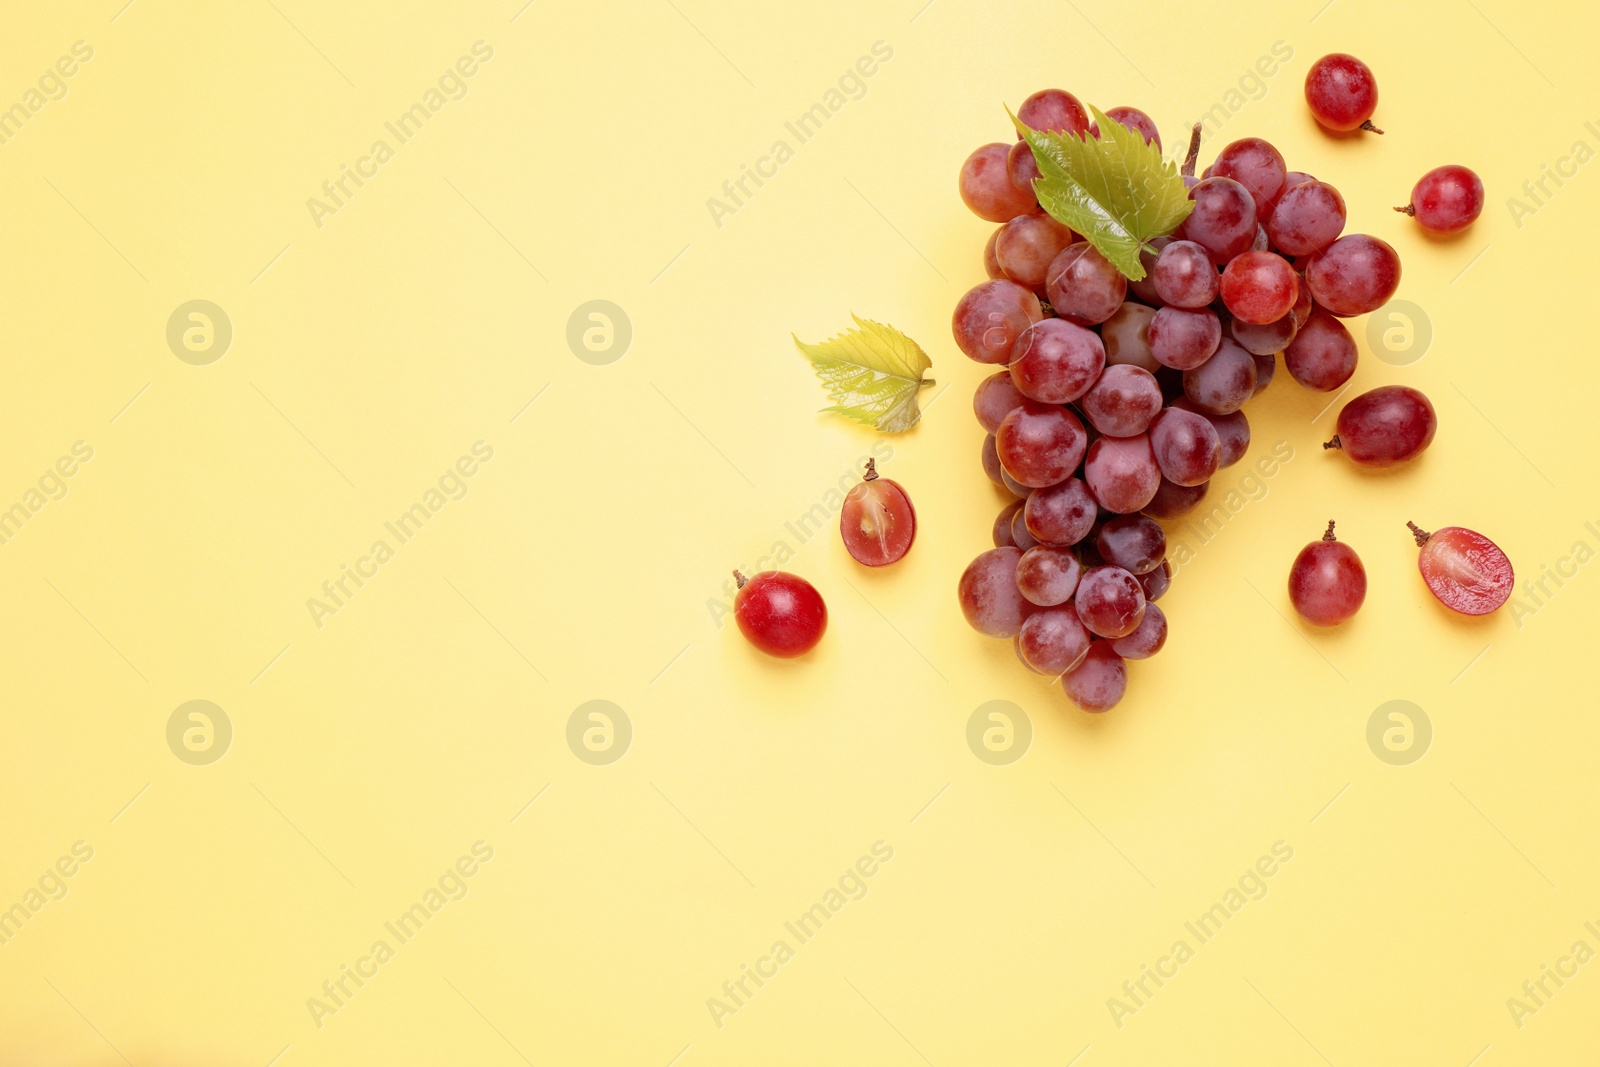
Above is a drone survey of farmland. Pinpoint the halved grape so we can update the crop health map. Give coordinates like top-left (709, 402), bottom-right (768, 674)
top-left (840, 460), bottom-right (915, 566)
top-left (1408, 522), bottom-right (1514, 615)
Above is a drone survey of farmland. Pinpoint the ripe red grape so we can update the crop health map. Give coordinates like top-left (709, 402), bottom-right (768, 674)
top-left (958, 547), bottom-right (1034, 637)
top-left (1231, 313), bottom-right (1298, 357)
top-left (1209, 137), bottom-right (1287, 220)
top-left (1326, 385), bottom-right (1437, 467)
top-left (974, 371), bottom-right (1026, 432)
top-left (1305, 234), bottom-right (1401, 317)
top-left (1061, 641), bottom-right (1127, 712)
top-left (1101, 302), bottom-right (1160, 373)
top-left (953, 279), bottom-right (1044, 364)
top-left (1096, 515), bottom-right (1166, 574)
top-left (1081, 364), bottom-right (1163, 436)
top-left (1180, 177), bottom-right (1258, 263)
top-left (993, 500), bottom-right (1022, 547)
top-left (1111, 602), bottom-right (1167, 659)
top-left (1398, 165), bottom-right (1485, 235)
top-left (1288, 521), bottom-right (1367, 626)
top-left (1018, 88), bottom-right (1090, 136)
top-left (1006, 140), bottom-right (1042, 195)
top-left (983, 230), bottom-right (1004, 279)
top-left (1182, 338), bottom-right (1257, 414)
top-left (1046, 242), bottom-right (1127, 325)
top-left (1127, 236), bottom-right (1171, 305)
top-left (982, 434), bottom-right (1006, 488)
top-left (1009, 319), bottom-right (1106, 403)
top-left (1105, 106), bottom-right (1161, 148)
top-left (1024, 477), bottom-right (1098, 547)
top-left (1283, 311), bottom-right (1357, 391)
top-left (1075, 565), bottom-right (1146, 638)
top-left (1137, 560), bottom-right (1172, 602)
top-left (1011, 508), bottom-right (1041, 551)
top-left (1173, 399), bottom-right (1250, 468)
top-left (1152, 240), bottom-right (1221, 308)
top-left (1221, 250), bottom-right (1299, 324)
top-left (734, 570), bottom-right (828, 656)
top-left (1016, 605), bottom-right (1093, 674)
top-left (1148, 306), bottom-right (1222, 369)
top-left (1305, 53), bottom-right (1381, 133)
top-left (960, 143), bottom-right (1036, 222)
top-left (1408, 522), bottom-right (1514, 616)
top-left (1016, 545), bottom-right (1083, 606)
top-left (1267, 180), bottom-right (1346, 255)
top-left (996, 401), bottom-right (1087, 487)
top-left (995, 211), bottom-right (1076, 288)
top-left (840, 459), bottom-right (916, 567)
top-left (1143, 477), bottom-right (1208, 518)
top-left (1149, 406), bottom-right (1222, 486)
top-left (1084, 434), bottom-right (1161, 513)
top-left (1250, 353), bottom-right (1276, 395)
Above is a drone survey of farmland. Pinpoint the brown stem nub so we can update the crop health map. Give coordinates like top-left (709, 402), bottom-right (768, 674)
top-left (1323, 520), bottom-right (1337, 542)
top-left (1394, 204), bottom-right (1416, 216)
top-left (1407, 521), bottom-right (1433, 547)
top-left (1322, 435), bottom-right (1342, 451)
top-left (1361, 119), bottom-right (1385, 135)
top-left (863, 458), bottom-right (879, 482)
top-left (1182, 122), bottom-right (1202, 178)
top-left (733, 569), bottom-right (748, 589)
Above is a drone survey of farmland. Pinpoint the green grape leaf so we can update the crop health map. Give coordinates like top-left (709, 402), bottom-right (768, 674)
top-left (1012, 104), bottom-right (1194, 281)
top-left (793, 315), bottom-right (935, 433)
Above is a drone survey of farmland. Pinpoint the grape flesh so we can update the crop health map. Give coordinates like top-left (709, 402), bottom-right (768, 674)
top-left (958, 547), bottom-right (1033, 637)
top-left (1221, 251), bottom-right (1299, 325)
top-left (1024, 477), bottom-right (1097, 546)
top-left (1148, 306), bottom-right (1222, 370)
top-left (1016, 605), bottom-right (1093, 674)
top-left (1182, 339), bottom-right (1257, 415)
top-left (960, 143), bottom-right (1036, 222)
top-left (1081, 364), bottom-right (1163, 437)
top-left (1267, 181), bottom-right (1346, 255)
top-left (1096, 515), bottom-right (1166, 574)
top-left (1305, 234), bottom-right (1401, 317)
top-left (1083, 434), bottom-right (1161, 513)
top-left (1288, 521), bottom-right (1366, 626)
top-left (1400, 165), bottom-right (1484, 235)
top-left (1210, 137), bottom-right (1287, 220)
top-left (1152, 240), bottom-right (1220, 308)
top-left (974, 371), bottom-right (1027, 432)
top-left (996, 211), bottom-right (1076, 289)
top-left (1111, 603), bottom-right (1167, 659)
top-left (1284, 311), bottom-right (1357, 391)
top-left (1016, 545), bottom-right (1083, 606)
top-left (953, 279), bottom-right (1044, 364)
top-left (1409, 523), bottom-right (1514, 615)
top-left (1149, 406), bottom-right (1222, 486)
top-left (1061, 642), bottom-right (1127, 712)
top-left (1009, 318), bottom-right (1106, 404)
top-left (1075, 566), bottom-right (1147, 638)
top-left (996, 402), bottom-right (1087, 487)
top-left (1305, 53), bottom-right (1380, 133)
top-left (1327, 385), bottom-right (1437, 467)
top-left (734, 571), bottom-right (828, 656)
top-left (1046, 242), bottom-right (1127, 326)
top-left (840, 460), bottom-right (916, 567)
top-left (1180, 177), bottom-right (1258, 263)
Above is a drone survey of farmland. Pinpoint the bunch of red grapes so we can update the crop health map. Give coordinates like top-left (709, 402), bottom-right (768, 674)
top-left (955, 88), bottom-right (1404, 712)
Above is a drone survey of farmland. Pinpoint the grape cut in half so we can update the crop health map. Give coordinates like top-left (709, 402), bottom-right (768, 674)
top-left (840, 459), bottom-right (916, 567)
top-left (1408, 522), bottom-right (1514, 616)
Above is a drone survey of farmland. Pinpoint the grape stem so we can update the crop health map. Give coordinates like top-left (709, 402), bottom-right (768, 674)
top-left (1406, 521), bottom-right (1433, 547)
top-left (1323, 520), bottom-right (1337, 541)
top-left (1322, 435), bottom-right (1342, 451)
top-left (1360, 119), bottom-right (1385, 135)
top-left (733, 569), bottom-right (748, 589)
top-left (1182, 123), bottom-right (1201, 178)
top-left (1394, 204), bottom-right (1416, 216)
top-left (863, 458), bottom-right (879, 482)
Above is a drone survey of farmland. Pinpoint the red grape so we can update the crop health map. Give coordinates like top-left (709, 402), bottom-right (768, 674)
top-left (1267, 180), bottom-right (1346, 255)
top-left (1111, 602), bottom-right (1167, 659)
top-left (1250, 352), bottom-right (1276, 395)
top-left (960, 143), bottom-right (1037, 222)
top-left (982, 433), bottom-right (1007, 488)
top-left (1305, 53), bottom-right (1381, 133)
top-left (1148, 306), bottom-right (1222, 370)
top-left (1046, 242), bottom-right (1127, 325)
top-left (1016, 605), bottom-right (1093, 674)
top-left (1016, 545), bottom-right (1083, 606)
top-left (958, 547), bottom-right (1034, 637)
top-left (1180, 177), bottom-right (1258, 263)
top-left (1011, 508), bottom-right (1041, 551)
top-left (1288, 521), bottom-right (1366, 626)
top-left (1209, 137), bottom-right (1287, 220)
top-left (1101, 302), bottom-right (1160, 372)
top-left (1305, 234), bottom-right (1401, 317)
top-left (1024, 477), bottom-right (1098, 546)
top-left (1105, 106), bottom-right (1161, 148)
top-left (1006, 140), bottom-right (1042, 195)
top-left (840, 459), bottom-right (916, 567)
top-left (1182, 338), bottom-right (1257, 414)
top-left (1408, 522), bottom-right (1514, 616)
top-left (1018, 89), bottom-right (1090, 136)
top-left (1137, 560), bottom-right (1172, 602)
top-left (1127, 236), bottom-right (1172, 305)
top-left (982, 230), bottom-right (1005, 279)
top-left (1084, 434), bottom-right (1161, 513)
top-left (1009, 319), bottom-right (1106, 403)
top-left (993, 500), bottom-right (1022, 547)
top-left (1173, 399), bottom-right (1250, 468)
top-left (1149, 406), bottom-right (1222, 486)
top-left (1231, 313), bottom-right (1298, 357)
top-left (996, 211), bottom-right (1076, 289)
top-left (953, 279), bottom-right (1044, 364)
top-left (1096, 515), bottom-right (1166, 574)
top-left (974, 371), bottom-right (1027, 432)
top-left (1398, 165), bottom-right (1484, 235)
top-left (1284, 311), bottom-right (1357, 391)
top-left (1221, 250), bottom-right (1299, 324)
top-left (1152, 240), bottom-right (1221, 308)
top-left (1081, 365), bottom-right (1163, 437)
top-left (1075, 565), bottom-right (1146, 638)
top-left (1143, 477), bottom-right (1208, 518)
top-left (1325, 385), bottom-right (1437, 467)
top-left (734, 570), bottom-right (827, 656)
top-left (1061, 641), bottom-right (1127, 712)
top-left (996, 402), bottom-right (1087, 487)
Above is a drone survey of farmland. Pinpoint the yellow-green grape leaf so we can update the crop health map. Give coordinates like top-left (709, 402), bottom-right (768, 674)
top-left (1012, 104), bottom-right (1193, 281)
top-left (793, 316), bottom-right (935, 433)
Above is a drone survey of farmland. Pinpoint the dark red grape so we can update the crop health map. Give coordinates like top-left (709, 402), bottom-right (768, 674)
top-left (993, 500), bottom-right (1022, 547)
top-left (1061, 641), bottom-right (1127, 712)
top-left (1111, 602), bottom-right (1167, 659)
top-left (1209, 137), bottom-right (1286, 220)
top-left (953, 279), bottom-right (1044, 364)
top-left (1024, 477), bottom-right (1097, 546)
top-left (1015, 604), bottom-right (1093, 674)
top-left (974, 371), bottom-right (1027, 432)
top-left (996, 211), bottom-right (1076, 289)
top-left (1149, 306), bottom-right (1222, 370)
top-left (996, 402), bottom-right (1087, 487)
top-left (1075, 565), bottom-right (1146, 638)
top-left (1143, 477), bottom-right (1208, 518)
top-left (1137, 560), bottom-right (1172, 602)
top-left (1325, 385), bottom-right (1436, 468)
top-left (1083, 434), bottom-right (1161, 514)
top-left (957, 547), bottom-right (1033, 637)
top-left (1152, 240), bottom-right (1220, 308)
top-left (1232, 313), bottom-right (1298, 357)
top-left (1096, 515), bottom-right (1166, 574)
top-left (1016, 545), bottom-right (1083, 606)
top-left (1101, 302), bottom-right (1160, 372)
top-left (1105, 105), bottom-right (1161, 148)
top-left (1284, 311), bottom-right (1357, 391)
top-left (1288, 521), bottom-right (1366, 626)
top-left (1149, 406), bottom-right (1221, 486)
top-left (1009, 319), bottom-right (1105, 404)
top-left (1018, 88), bottom-right (1090, 136)
top-left (1046, 242), bottom-right (1127, 326)
top-left (1267, 180), bottom-right (1346, 255)
top-left (1180, 177), bottom-right (1258, 263)
top-left (1182, 338), bottom-right (1256, 414)
top-left (1306, 234), bottom-right (1401, 317)
top-left (1081, 365), bottom-right (1163, 437)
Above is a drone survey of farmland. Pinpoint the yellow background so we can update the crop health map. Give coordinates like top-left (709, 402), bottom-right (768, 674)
top-left (3, 0), bottom-right (1598, 1063)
